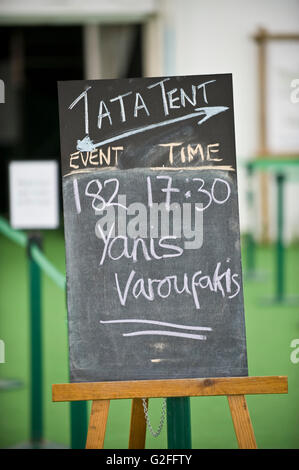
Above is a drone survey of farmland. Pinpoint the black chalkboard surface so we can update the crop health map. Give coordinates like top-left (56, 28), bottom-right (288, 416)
top-left (58, 74), bottom-right (248, 382)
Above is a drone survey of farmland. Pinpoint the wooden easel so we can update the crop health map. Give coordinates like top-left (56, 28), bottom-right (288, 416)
top-left (52, 375), bottom-right (287, 449)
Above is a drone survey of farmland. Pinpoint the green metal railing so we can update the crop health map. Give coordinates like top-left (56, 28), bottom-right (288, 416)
top-left (244, 158), bottom-right (299, 304)
top-left (0, 216), bottom-right (87, 449)
top-left (0, 217), bottom-right (65, 289)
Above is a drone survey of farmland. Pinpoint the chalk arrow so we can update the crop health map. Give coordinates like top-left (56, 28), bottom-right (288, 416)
top-left (194, 106), bottom-right (229, 126)
top-left (76, 106), bottom-right (229, 152)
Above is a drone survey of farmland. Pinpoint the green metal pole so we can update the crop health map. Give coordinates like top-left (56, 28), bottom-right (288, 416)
top-left (28, 233), bottom-right (43, 447)
top-left (167, 397), bottom-right (192, 449)
top-left (71, 401), bottom-right (88, 449)
top-left (276, 173), bottom-right (285, 302)
top-left (246, 164), bottom-right (255, 274)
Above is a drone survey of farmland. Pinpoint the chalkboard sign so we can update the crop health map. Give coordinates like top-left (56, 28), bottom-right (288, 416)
top-left (58, 74), bottom-right (248, 382)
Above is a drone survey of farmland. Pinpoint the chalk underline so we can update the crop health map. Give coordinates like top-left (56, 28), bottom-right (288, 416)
top-left (64, 165), bottom-right (235, 178)
top-left (100, 319), bottom-right (213, 341)
top-left (100, 319), bottom-right (212, 331)
top-left (123, 330), bottom-right (207, 340)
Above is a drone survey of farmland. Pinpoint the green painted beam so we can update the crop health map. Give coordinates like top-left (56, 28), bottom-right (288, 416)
top-left (28, 235), bottom-right (43, 445)
top-left (276, 174), bottom-right (285, 302)
top-left (167, 397), bottom-right (192, 449)
top-left (71, 401), bottom-right (88, 449)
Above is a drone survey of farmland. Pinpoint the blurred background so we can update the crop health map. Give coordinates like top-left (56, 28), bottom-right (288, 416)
top-left (0, 0), bottom-right (298, 449)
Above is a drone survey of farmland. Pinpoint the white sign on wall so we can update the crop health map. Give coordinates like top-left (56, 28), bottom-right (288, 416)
top-left (266, 41), bottom-right (299, 154)
top-left (9, 160), bottom-right (59, 229)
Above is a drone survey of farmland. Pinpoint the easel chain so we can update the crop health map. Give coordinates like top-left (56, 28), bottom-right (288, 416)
top-left (142, 398), bottom-right (167, 438)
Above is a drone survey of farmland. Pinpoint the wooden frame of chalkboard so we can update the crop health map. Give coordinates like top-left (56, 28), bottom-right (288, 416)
top-left (52, 375), bottom-right (288, 449)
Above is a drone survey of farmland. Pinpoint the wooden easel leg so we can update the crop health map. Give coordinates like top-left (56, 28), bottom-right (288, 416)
top-left (128, 398), bottom-right (147, 449)
top-left (85, 399), bottom-right (110, 449)
top-left (227, 395), bottom-right (257, 449)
